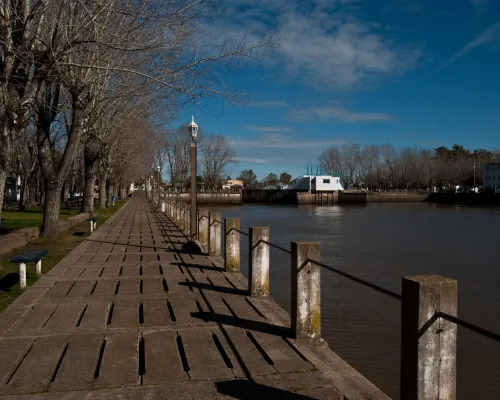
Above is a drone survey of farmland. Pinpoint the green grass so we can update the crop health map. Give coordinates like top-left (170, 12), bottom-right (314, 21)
top-left (0, 206), bottom-right (81, 233)
top-left (0, 200), bottom-right (127, 311)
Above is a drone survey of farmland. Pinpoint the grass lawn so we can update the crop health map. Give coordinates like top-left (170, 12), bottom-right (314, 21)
top-left (0, 200), bottom-right (127, 311)
top-left (0, 206), bottom-right (81, 234)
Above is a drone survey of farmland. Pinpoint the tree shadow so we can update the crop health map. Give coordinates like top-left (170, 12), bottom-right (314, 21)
top-left (0, 273), bottom-right (19, 291)
top-left (215, 380), bottom-right (317, 400)
top-left (179, 280), bottom-right (246, 296)
top-left (171, 262), bottom-right (224, 273)
top-left (190, 311), bottom-right (291, 337)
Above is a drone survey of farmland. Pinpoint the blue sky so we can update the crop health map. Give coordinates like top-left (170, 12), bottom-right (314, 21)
top-left (174, 0), bottom-right (500, 180)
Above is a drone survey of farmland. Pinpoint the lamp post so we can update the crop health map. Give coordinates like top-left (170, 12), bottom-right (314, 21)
top-left (157, 165), bottom-right (161, 203)
top-left (150, 175), bottom-right (153, 198)
top-left (187, 116), bottom-right (198, 240)
top-left (473, 156), bottom-right (476, 192)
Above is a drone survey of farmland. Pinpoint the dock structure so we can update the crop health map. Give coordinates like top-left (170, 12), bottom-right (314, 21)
top-left (0, 195), bottom-right (464, 399)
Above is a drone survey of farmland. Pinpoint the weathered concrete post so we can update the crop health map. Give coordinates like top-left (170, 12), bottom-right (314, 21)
top-left (400, 275), bottom-right (457, 400)
top-left (179, 204), bottom-right (185, 231)
top-left (161, 202), bottom-right (165, 213)
top-left (35, 260), bottom-right (42, 276)
top-left (176, 203), bottom-right (181, 225)
top-left (184, 207), bottom-right (190, 234)
top-left (209, 212), bottom-right (222, 256)
top-left (185, 208), bottom-right (191, 236)
top-left (291, 241), bottom-right (321, 339)
top-left (249, 227), bottom-right (270, 296)
top-left (224, 218), bottom-right (240, 272)
top-left (19, 263), bottom-right (26, 289)
top-left (199, 212), bottom-right (209, 248)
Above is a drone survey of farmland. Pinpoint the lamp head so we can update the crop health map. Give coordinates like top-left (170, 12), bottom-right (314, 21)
top-left (187, 115), bottom-right (198, 141)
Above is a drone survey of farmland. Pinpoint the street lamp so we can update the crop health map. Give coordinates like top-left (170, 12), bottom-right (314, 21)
top-left (473, 156), bottom-right (476, 192)
top-left (187, 115), bottom-right (198, 240)
top-left (157, 165), bottom-right (161, 203)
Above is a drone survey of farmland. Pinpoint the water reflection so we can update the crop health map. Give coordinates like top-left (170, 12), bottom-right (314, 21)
top-left (313, 205), bottom-right (344, 218)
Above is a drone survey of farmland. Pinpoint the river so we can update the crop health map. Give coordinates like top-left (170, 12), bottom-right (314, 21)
top-left (202, 202), bottom-right (500, 400)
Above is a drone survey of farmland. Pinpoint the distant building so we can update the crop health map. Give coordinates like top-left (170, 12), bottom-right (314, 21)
top-left (288, 175), bottom-right (344, 192)
top-left (483, 163), bottom-right (500, 193)
top-left (222, 179), bottom-right (243, 190)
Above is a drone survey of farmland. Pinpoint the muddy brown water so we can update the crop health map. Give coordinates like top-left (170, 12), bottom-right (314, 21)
top-left (202, 203), bottom-right (500, 400)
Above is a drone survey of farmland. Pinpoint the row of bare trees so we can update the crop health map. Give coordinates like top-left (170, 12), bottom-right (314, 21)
top-left (1, 0), bottom-right (274, 236)
top-left (319, 144), bottom-right (499, 190)
top-left (154, 125), bottom-right (235, 191)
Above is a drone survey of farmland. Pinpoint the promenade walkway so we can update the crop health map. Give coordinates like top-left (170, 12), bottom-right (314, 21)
top-left (0, 197), bottom-right (388, 399)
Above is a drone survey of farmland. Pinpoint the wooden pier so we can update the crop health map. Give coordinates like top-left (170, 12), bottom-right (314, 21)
top-left (0, 197), bottom-right (388, 399)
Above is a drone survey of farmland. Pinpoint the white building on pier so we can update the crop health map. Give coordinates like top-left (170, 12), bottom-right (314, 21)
top-left (288, 175), bottom-right (344, 193)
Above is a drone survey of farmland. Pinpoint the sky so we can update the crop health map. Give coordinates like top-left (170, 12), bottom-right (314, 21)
top-left (173, 0), bottom-right (500, 180)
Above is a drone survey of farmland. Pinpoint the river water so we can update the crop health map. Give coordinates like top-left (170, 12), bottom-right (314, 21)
top-left (202, 203), bottom-right (500, 400)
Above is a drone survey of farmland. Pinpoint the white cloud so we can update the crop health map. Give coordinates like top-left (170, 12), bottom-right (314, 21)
top-left (439, 21), bottom-right (500, 70)
top-left (292, 105), bottom-right (392, 122)
top-left (232, 157), bottom-right (271, 164)
top-left (247, 100), bottom-right (288, 107)
top-left (232, 133), bottom-right (344, 149)
top-left (219, 0), bottom-right (419, 89)
top-left (245, 125), bottom-right (292, 132)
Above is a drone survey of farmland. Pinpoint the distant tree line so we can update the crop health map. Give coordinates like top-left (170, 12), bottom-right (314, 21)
top-left (319, 144), bottom-right (499, 191)
top-left (235, 169), bottom-right (293, 188)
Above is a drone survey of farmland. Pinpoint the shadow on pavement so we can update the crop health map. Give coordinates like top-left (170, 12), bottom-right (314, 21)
top-left (215, 380), bottom-right (317, 400)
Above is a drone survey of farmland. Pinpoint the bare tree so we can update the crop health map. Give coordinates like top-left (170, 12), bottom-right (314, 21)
top-left (200, 134), bottom-right (235, 190)
top-left (237, 169), bottom-right (257, 188)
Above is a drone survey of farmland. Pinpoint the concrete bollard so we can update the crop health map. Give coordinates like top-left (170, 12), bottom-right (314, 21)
top-left (291, 241), bottom-right (321, 339)
top-left (35, 260), bottom-right (42, 276)
top-left (182, 207), bottom-right (188, 233)
top-left (90, 220), bottom-right (94, 232)
top-left (176, 204), bottom-right (181, 224)
top-left (161, 202), bottom-right (165, 213)
top-left (249, 227), bottom-right (270, 297)
top-left (400, 275), bottom-right (457, 400)
top-left (185, 209), bottom-right (191, 236)
top-left (224, 218), bottom-right (240, 272)
top-left (209, 212), bottom-right (222, 256)
top-left (198, 212), bottom-right (209, 248)
top-left (182, 206), bottom-right (187, 229)
top-left (19, 263), bottom-right (26, 290)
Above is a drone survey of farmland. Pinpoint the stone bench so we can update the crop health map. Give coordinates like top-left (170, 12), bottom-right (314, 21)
top-left (10, 250), bottom-right (47, 289)
top-left (88, 216), bottom-right (100, 232)
top-left (0, 227), bottom-right (40, 255)
top-left (67, 212), bottom-right (90, 227)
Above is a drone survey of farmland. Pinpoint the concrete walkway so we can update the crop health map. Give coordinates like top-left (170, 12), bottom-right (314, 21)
top-left (0, 198), bottom-right (389, 399)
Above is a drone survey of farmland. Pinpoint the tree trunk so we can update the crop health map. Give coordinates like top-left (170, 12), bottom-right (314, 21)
top-left (82, 156), bottom-right (97, 214)
top-left (110, 182), bottom-right (115, 204)
top-left (99, 171), bottom-right (107, 209)
top-left (0, 168), bottom-right (6, 220)
top-left (105, 179), bottom-right (111, 208)
top-left (60, 180), bottom-right (67, 205)
top-left (42, 183), bottom-right (62, 237)
top-left (19, 177), bottom-right (27, 211)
